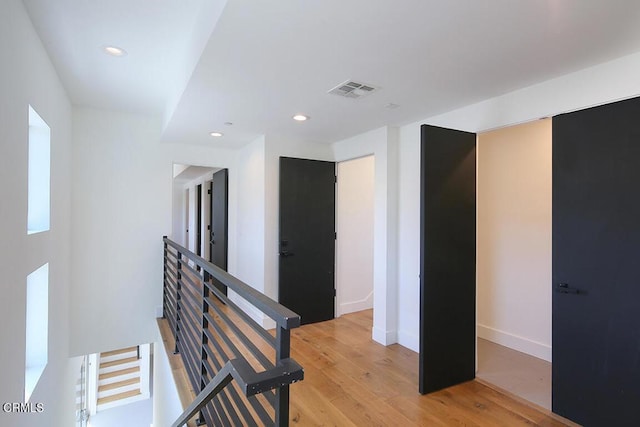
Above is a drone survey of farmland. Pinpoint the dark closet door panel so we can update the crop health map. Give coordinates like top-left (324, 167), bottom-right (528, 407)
top-left (553, 97), bottom-right (640, 426)
top-left (419, 125), bottom-right (476, 394)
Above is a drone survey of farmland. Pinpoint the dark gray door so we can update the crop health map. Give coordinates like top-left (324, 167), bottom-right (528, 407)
top-left (210, 169), bottom-right (228, 296)
top-left (419, 125), bottom-right (476, 394)
top-left (279, 157), bottom-right (335, 325)
top-left (553, 97), bottom-right (640, 425)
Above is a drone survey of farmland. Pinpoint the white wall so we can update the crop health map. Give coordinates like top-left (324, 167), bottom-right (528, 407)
top-left (70, 107), bottom-right (238, 356)
top-left (152, 341), bottom-right (184, 427)
top-left (395, 123), bottom-right (421, 352)
top-left (90, 392), bottom-right (152, 427)
top-left (70, 108), bottom-right (168, 356)
top-left (0, 0), bottom-right (79, 425)
top-left (225, 137), bottom-right (269, 324)
top-left (233, 137), bottom-right (266, 289)
top-left (477, 120), bottom-right (552, 361)
top-left (171, 185), bottom-right (185, 247)
top-left (332, 127), bottom-right (399, 346)
top-left (336, 156), bottom-right (375, 316)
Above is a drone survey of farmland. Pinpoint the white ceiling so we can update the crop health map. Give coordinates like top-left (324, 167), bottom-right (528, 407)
top-left (22, 0), bottom-right (640, 147)
top-left (173, 165), bottom-right (217, 185)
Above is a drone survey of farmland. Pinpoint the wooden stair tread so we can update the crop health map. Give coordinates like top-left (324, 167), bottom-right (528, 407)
top-left (101, 346), bottom-right (138, 358)
top-left (97, 389), bottom-right (141, 406)
top-left (98, 377), bottom-right (140, 392)
top-left (100, 356), bottom-right (139, 369)
top-left (99, 366), bottom-right (140, 380)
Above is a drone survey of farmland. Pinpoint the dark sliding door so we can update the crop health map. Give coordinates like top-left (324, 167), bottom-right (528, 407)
top-left (419, 125), bottom-right (476, 394)
top-left (553, 97), bottom-right (640, 426)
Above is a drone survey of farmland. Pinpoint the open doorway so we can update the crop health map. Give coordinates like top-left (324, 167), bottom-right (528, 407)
top-left (475, 119), bottom-right (552, 409)
top-left (335, 155), bottom-right (375, 323)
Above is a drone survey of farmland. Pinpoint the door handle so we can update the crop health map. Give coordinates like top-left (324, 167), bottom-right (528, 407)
top-left (555, 283), bottom-right (581, 295)
top-left (279, 250), bottom-right (294, 257)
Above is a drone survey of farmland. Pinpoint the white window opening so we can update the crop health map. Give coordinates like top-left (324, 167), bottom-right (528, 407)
top-left (25, 263), bottom-right (49, 402)
top-left (27, 105), bottom-right (51, 234)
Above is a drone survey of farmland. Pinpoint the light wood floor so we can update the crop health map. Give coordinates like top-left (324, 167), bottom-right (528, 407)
top-left (288, 310), bottom-right (575, 426)
top-left (159, 309), bottom-right (577, 426)
top-left (477, 338), bottom-right (552, 410)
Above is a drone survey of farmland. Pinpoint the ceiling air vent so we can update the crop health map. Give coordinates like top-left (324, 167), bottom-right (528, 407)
top-left (328, 80), bottom-right (379, 99)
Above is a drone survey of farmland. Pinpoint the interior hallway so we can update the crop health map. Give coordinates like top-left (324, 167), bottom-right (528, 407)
top-left (159, 308), bottom-right (573, 426)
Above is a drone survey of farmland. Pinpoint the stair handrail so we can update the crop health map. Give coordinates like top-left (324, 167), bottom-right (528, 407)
top-left (162, 236), bottom-right (303, 426)
top-left (164, 237), bottom-right (300, 329)
top-left (171, 358), bottom-right (303, 427)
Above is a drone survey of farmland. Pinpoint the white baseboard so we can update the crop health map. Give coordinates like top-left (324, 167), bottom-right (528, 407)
top-left (229, 291), bottom-right (276, 330)
top-left (339, 291), bottom-right (373, 316)
top-left (372, 326), bottom-right (397, 346)
top-left (262, 317), bottom-right (276, 330)
top-left (477, 324), bottom-right (551, 362)
top-left (397, 330), bottom-right (419, 353)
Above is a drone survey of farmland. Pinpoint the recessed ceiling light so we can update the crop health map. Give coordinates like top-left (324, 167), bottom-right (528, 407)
top-left (210, 132), bottom-right (224, 137)
top-left (292, 114), bottom-right (309, 121)
top-left (103, 46), bottom-right (127, 57)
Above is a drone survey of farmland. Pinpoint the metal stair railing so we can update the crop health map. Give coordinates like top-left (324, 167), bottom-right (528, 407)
top-left (162, 237), bottom-right (303, 427)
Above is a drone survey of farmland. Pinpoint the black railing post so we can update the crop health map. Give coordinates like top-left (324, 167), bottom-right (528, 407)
top-left (197, 272), bottom-right (210, 426)
top-left (275, 326), bottom-right (291, 426)
top-left (174, 251), bottom-right (182, 355)
top-left (162, 236), bottom-right (168, 319)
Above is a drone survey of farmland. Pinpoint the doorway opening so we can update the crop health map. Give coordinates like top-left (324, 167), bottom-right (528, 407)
top-left (171, 164), bottom-right (216, 255)
top-left (475, 119), bottom-right (552, 409)
top-left (335, 155), bottom-right (375, 330)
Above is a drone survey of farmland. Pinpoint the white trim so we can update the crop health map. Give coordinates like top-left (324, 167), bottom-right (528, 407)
top-left (339, 292), bottom-right (373, 316)
top-left (139, 344), bottom-right (151, 398)
top-left (88, 353), bottom-right (99, 416)
top-left (477, 324), bottom-right (551, 362)
top-left (397, 329), bottom-right (419, 353)
top-left (372, 326), bottom-right (397, 346)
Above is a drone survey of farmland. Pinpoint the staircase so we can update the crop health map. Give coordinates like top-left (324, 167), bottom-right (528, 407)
top-left (96, 346), bottom-right (147, 411)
